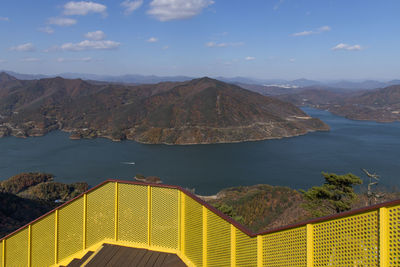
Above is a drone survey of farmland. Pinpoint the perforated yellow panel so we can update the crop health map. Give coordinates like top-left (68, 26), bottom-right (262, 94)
top-left (236, 229), bottom-right (257, 267)
top-left (151, 187), bottom-right (179, 250)
top-left (313, 211), bottom-right (378, 266)
top-left (31, 213), bottom-right (55, 267)
top-left (263, 226), bottom-right (306, 266)
top-left (118, 183), bottom-right (148, 244)
top-left (5, 227), bottom-right (28, 267)
top-left (3, 181), bottom-right (396, 266)
top-left (183, 194), bottom-right (203, 267)
top-left (0, 240), bottom-right (2, 267)
top-left (207, 210), bottom-right (231, 266)
top-left (389, 204), bottom-right (400, 265)
top-left (58, 197), bottom-right (83, 261)
top-left (87, 183), bottom-right (115, 247)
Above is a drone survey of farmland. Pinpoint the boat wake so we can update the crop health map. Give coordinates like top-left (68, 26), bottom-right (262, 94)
top-left (122, 162), bottom-right (135, 165)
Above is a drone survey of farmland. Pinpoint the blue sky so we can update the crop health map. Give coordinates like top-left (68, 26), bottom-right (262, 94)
top-left (0, 0), bottom-right (399, 80)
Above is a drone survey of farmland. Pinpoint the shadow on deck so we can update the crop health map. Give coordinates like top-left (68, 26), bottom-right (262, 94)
top-left (62, 244), bottom-right (187, 267)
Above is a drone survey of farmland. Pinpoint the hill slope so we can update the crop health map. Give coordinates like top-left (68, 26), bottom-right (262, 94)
top-left (0, 73), bottom-right (329, 144)
top-left (278, 85), bottom-right (400, 122)
top-left (0, 172), bottom-right (88, 237)
top-left (330, 85), bottom-right (400, 122)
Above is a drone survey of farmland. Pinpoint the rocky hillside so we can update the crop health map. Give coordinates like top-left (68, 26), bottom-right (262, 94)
top-left (206, 184), bottom-right (310, 232)
top-left (0, 172), bottom-right (88, 237)
top-left (277, 85), bottom-right (400, 122)
top-left (206, 183), bottom-right (400, 233)
top-left (0, 193), bottom-right (53, 237)
top-left (329, 85), bottom-right (400, 122)
top-left (0, 172), bottom-right (88, 202)
top-left (0, 73), bottom-right (329, 144)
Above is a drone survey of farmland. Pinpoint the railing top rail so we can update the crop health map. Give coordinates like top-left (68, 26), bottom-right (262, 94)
top-left (1, 178), bottom-right (400, 242)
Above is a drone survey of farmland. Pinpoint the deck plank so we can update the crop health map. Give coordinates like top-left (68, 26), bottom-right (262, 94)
top-left (152, 253), bottom-right (168, 267)
top-left (105, 246), bottom-right (135, 266)
top-left (112, 246), bottom-right (141, 266)
top-left (126, 247), bottom-right (147, 266)
top-left (85, 244), bottom-right (120, 267)
top-left (66, 251), bottom-right (94, 267)
top-left (80, 244), bottom-right (186, 267)
top-left (146, 252), bottom-right (162, 266)
top-left (163, 253), bottom-right (187, 267)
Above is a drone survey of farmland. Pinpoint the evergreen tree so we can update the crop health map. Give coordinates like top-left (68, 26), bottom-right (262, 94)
top-left (213, 203), bottom-right (245, 224)
top-left (301, 172), bottom-right (362, 217)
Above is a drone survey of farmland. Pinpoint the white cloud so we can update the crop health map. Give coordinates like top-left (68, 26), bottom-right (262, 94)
top-left (162, 45), bottom-right (169, 50)
top-left (148, 0), bottom-right (214, 21)
top-left (121, 0), bottom-right (143, 15)
top-left (38, 26), bottom-right (55, 34)
top-left (48, 17), bottom-right (77, 26)
top-left (205, 41), bottom-right (244, 48)
top-left (245, 56), bottom-right (255, 61)
top-left (273, 0), bottom-right (284, 11)
top-left (292, 25), bottom-right (331, 37)
top-left (289, 58), bottom-right (296, 62)
top-left (9, 43), bottom-right (35, 52)
top-left (206, 41), bottom-right (227, 47)
top-left (43, 46), bottom-right (58, 53)
top-left (319, 26), bottom-right (331, 32)
top-left (147, 37), bottom-right (158, 43)
top-left (57, 57), bottom-right (92, 62)
top-left (332, 43), bottom-right (362, 51)
top-left (84, 30), bottom-right (106, 40)
top-left (63, 1), bottom-right (107, 16)
top-left (292, 30), bottom-right (313, 37)
top-left (20, 58), bottom-right (41, 62)
top-left (59, 40), bottom-right (120, 51)
top-left (0, 17), bottom-right (9, 21)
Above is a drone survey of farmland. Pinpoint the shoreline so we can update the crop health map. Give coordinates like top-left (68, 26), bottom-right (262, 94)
top-left (0, 126), bottom-right (330, 145)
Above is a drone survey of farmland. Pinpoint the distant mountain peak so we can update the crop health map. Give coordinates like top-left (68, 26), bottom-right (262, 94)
top-left (193, 76), bottom-right (218, 83)
top-left (0, 72), bottom-right (17, 82)
top-left (0, 75), bottom-right (329, 144)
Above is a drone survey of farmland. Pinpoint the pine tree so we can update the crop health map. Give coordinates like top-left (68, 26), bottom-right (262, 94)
top-left (301, 172), bottom-right (362, 217)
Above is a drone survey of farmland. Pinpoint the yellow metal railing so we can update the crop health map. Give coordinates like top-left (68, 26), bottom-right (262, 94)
top-left (0, 179), bottom-right (398, 266)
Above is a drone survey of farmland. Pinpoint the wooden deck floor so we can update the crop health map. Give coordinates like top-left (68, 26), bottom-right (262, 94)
top-left (66, 244), bottom-right (187, 267)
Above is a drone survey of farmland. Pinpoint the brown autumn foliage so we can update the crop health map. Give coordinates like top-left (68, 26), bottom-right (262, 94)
top-left (278, 85), bottom-right (400, 122)
top-left (0, 172), bottom-right (89, 237)
top-left (0, 73), bottom-right (329, 144)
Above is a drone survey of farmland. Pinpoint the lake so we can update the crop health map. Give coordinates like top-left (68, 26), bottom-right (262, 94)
top-left (1, 107), bottom-right (399, 195)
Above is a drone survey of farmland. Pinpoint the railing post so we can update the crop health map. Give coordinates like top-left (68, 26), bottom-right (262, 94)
top-left (83, 194), bottom-right (87, 250)
top-left (202, 206), bottom-right (208, 267)
top-left (257, 235), bottom-right (263, 267)
top-left (2, 239), bottom-right (5, 267)
top-left (147, 186), bottom-right (152, 248)
top-left (380, 207), bottom-right (389, 267)
top-left (231, 225), bottom-right (236, 267)
top-left (114, 182), bottom-right (119, 241)
top-left (307, 223), bottom-right (314, 267)
top-left (180, 191), bottom-right (185, 254)
top-left (28, 225), bottom-right (32, 267)
top-left (54, 209), bottom-right (59, 265)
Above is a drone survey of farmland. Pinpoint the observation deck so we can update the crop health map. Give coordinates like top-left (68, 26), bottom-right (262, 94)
top-left (0, 179), bottom-right (398, 266)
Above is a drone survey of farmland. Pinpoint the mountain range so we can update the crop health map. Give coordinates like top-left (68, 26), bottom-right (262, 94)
top-left (3, 70), bottom-right (400, 90)
top-left (0, 73), bottom-right (329, 144)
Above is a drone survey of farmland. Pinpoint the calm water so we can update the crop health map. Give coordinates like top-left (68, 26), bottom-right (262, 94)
top-left (1, 107), bottom-right (399, 195)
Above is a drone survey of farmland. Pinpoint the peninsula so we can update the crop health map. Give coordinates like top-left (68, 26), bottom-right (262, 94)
top-left (0, 73), bottom-right (329, 144)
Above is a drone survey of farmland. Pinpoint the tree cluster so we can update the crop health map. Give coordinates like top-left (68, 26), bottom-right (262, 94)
top-left (301, 172), bottom-right (362, 217)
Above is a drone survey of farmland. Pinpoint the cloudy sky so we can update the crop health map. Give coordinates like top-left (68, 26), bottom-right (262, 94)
top-left (1, 0), bottom-right (399, 80)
